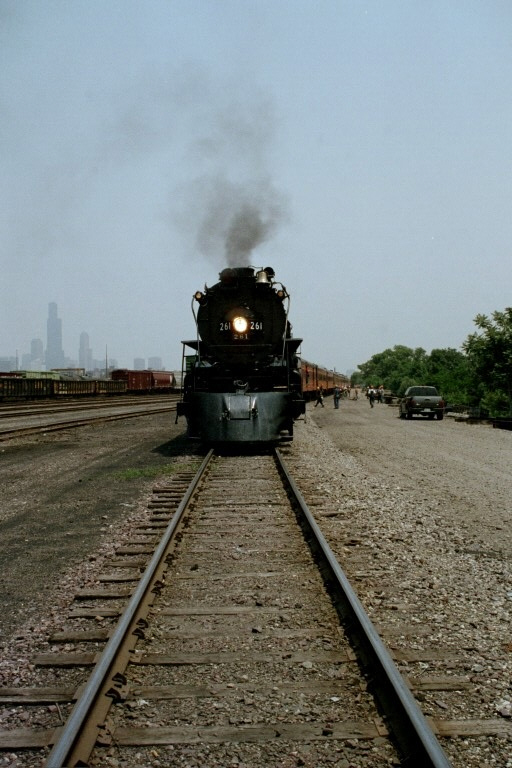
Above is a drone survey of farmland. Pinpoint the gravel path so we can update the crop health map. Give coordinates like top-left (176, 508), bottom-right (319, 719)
top-left (300, 398), bottom-right (512, 767)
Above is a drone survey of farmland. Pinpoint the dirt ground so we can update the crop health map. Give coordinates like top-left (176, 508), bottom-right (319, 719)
top-left (0, 413), bottom-right (190, 642)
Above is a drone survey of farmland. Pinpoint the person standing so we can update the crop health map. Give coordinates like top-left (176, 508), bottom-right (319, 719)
top-left (314, 387), bottom-right (325, 407)
top-left (333, 386), bottom-right (340, 409)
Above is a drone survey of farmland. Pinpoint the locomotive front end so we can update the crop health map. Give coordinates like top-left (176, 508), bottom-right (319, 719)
top-left (177, 266), bottom-right (305, 444)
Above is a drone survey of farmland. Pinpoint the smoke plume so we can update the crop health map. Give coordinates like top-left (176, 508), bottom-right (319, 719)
top-left (188, 175), bottom-right (287, 268)
top-left (172, 85), bottom-right (289, 268)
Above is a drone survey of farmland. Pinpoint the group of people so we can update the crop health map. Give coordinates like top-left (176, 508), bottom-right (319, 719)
top-left (366, 385), bottom-right (385, 407)
top-left (313, 385), bottom-right (384, 409)
top-left (314, 386), bottom-right (359, 409)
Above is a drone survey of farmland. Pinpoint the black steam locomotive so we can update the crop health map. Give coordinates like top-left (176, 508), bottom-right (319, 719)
top-left (177, 266), bottom-right (305, 443)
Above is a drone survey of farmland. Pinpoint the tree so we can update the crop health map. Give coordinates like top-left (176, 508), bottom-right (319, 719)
top-left (357, 345), bottom-right (428, 395)
top-left (427, 348), bottom-right (471, 404)
top-left (463, 308), bottom-right (512, 416)
top-left (356, 345), bottom-right (471, 402)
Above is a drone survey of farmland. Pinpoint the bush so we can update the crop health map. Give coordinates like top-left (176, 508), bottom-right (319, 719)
top-left (479, 390), bottom-right (510, 418)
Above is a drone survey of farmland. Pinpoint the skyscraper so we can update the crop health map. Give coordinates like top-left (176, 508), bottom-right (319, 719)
top-left (45, 302), bottom-right (65, 370)
top-left (31, 338), bottom-right (44, 361)
top-left (79, 332), bottom-right (93, 372)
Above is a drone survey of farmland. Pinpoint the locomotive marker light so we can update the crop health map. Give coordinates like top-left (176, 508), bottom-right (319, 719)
top-left (232, 316), bottom-right (249, 333)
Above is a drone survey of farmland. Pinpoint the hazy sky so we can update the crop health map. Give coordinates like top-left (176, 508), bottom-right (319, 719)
top-left (2, 1), bottom-right (511, 373)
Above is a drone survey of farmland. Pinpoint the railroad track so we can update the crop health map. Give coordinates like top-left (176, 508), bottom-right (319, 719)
top-left (0, 397), bottom-right (179, 441)
top-left (0, 450), bottom-right (454, 767)
top-left (0, 394), bottom-right (179, 419)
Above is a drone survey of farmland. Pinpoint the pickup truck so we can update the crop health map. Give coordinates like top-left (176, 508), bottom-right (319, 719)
top-left (399, 386), bottom-right (445, 420)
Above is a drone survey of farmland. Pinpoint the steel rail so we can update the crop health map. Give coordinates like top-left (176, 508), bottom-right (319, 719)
top-left (0, 404), bottom-right (177, 441)
top-left (274, 448), bottom-right (452, 768)
top-left (0, 394), bottom-right (179, 419)
top-left (45, 449), bottom-right (214, 768)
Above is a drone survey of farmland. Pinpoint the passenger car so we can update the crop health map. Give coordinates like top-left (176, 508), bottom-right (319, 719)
top-left (399, 386), bottom-right (445, 420)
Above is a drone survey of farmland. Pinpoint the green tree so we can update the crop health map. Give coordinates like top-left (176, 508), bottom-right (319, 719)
top-left (357, 345), bottom-right (428, 395)
top-left (350, 370), bottom-right (364, 387)
top-left (426, 348), bottom-right (471, 404)
top-left (463, 308), bottom-right (512, 416)
top-left (356, 345), bottom-right (471, 402)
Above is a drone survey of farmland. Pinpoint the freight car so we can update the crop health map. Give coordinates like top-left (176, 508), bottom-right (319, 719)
top-left (110, 369), bottom-right (176, 393)
top-left (0, 376), bottom-right (54, 399)
top-left (51, 379), bottom-right (127, 396)
top-left (176, 265), bottom-right (305, 444)
top-left (0, 376), bottom-right (127, 401)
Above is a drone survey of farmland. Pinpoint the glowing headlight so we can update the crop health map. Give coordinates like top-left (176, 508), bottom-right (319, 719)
top-left (232, 316), bottom-right (249, 333)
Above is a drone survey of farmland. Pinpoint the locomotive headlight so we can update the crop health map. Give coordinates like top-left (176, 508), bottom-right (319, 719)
top-left (232, 316), bottom-right (249, 333)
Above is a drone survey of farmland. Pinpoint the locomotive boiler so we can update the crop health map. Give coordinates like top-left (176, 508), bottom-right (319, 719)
top-left (177, 266), bottom-right (305, 443)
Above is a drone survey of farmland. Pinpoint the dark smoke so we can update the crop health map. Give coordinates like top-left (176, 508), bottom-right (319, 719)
top-left (184, 174), bottom-right (288, 269)
top-left (225, 204), bottom-right (269, 265)
top-left (172, 85), bottom-right (289, 268)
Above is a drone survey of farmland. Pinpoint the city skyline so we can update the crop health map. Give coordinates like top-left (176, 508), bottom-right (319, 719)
top-left (0, 303), bottom-right (166, 374)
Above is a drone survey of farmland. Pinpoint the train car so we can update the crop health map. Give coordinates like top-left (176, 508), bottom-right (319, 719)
top-left (111, 369), bottom-right (175, 393)
top-left (300, 361), bottom-right (349, 400)
top-left (149, 371), bottom-right (176, 390)
top-left (111, 369), bottom-right (153, 391)
top-left (95, 379), bottom-right (127, 395)
top-left (52, 379), bottom-right (97, 397)
top-left (0, 376), bottom-right (53, 400)
top-left (177, 265), bottom-right (305, 444)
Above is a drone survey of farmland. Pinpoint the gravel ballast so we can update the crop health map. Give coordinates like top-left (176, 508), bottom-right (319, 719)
top-left (0, 400), bottom-right (511, 766)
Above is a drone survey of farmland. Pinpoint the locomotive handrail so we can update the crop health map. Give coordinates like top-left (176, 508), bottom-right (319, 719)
top-left (281, 291), bottom-right (291, 363)
top-left (191, 295), bottom-right (202, 365)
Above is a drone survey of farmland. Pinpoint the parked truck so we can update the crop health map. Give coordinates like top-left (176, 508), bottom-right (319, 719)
top-left (399, 386), bottom-right (445, 420)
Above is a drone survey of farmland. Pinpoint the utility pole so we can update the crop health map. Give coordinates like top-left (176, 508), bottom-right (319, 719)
top-left (105, 345), bottom-right (108, 378)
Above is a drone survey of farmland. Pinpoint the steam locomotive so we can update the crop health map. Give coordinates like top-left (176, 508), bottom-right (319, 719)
top-left (177, 266), bottom-right (306, 443)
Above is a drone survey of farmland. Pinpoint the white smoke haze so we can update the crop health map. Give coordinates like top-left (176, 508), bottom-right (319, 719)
top-left (3, 29), bottom-right (288, 273)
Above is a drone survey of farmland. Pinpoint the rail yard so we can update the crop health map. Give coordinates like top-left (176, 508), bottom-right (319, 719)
top-left (0, 395), bottom-right (179, 442)
top-left (0, 400), bottom-right (511, 767)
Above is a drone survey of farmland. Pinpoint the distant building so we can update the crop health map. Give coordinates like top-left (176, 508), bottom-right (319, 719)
top-left (133, 357), bottom-right (145, 370)
top-left (45, 303), bottom-right (65, 370)
top-left (18, 339), bottom-right (45, 371)
top-left (79, 332), bottom-right (93, 372)
top-left (147, 356), bottom-right (163, 369)
top-left (0, 356), bottom-right (16, 373)
top-left (31, 338), bottom-right (44, 361)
